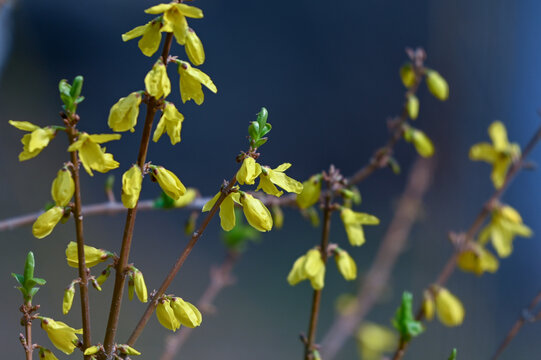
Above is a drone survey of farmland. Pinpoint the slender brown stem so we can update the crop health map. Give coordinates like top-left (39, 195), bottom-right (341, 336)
top-left (304, 192), bottom-right (333, 360)
top-left (23, 301), bottom-right (33, 360)
top-left (127, 175), bottom-right (238, 346)
top-left (67, 125), bottom-right (92, 359)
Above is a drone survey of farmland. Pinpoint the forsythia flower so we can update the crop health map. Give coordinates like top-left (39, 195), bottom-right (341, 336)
top-left (32, 206), bottom-right (64, 239)
top-left (334, 248), bottom-right (357, 281)
top-left (121, 165), bottom-right (143, 209)
top-left (51, 168), bottom-right (74, 207)
top-left (399, 63), bottom-right (416, 88)
top-left (38, 348), bottom-right (59, 360)
top-left (145, 60), bottom-right (171, 99)
top-left (469, 121), bottom-right (521, 189)
top-left (153, 102), bottom-right (184, 145)
top-left (457, 243), bottom-right (499, 275)
top-left (478, 205), bottom-right (532, 258)
top-left (340, 208), bottom-right (379, 246)
top-left (272, 205), bottom-right (284, 229)
top-left (434, 287), bottom-right (465, 327)
top-left (83, 346), bottom-right (100, 356)
top-left (62, 285), bottom-right (75, 315)
top-left (202, 191), bottom-right (241, 231)
top-left (133, 270), bottom-right (148, 303)
top-left (122, 20), bottom-right (162, 57)
top-left (425, 70), bottom-right (449, 101)
top-left (422, 290), bottom-right (435, 320)
top-left (145, 3), bottom-right (203, 45)
top-left (65, 241), bottom-right (109, 268)
top-left (117, 345), bottom-right (141, 356)
top-left (177, 60), bottom-right (217, 105)
top-left (236, 157), bottom-right (261, 185)
top-left (185, 27), bottom-right (205, 65)
top-left (240, 193), bottom-right (273, 232)
top-left (156, 299), bottom-right (180, 331)
top-left (287, 249), bottom-right (326, 290)
top-left (9, 120), bottom-right (56, 161)
top-left (356, 322), bottom-right (397, 360)
top-left (151, 166), bottom-right (186, 200)
top-left (404, 128), bottom-right (434, 158)
top-left (256, 163), bottom-right (303, 197)
top-left (67, 132), bottom-right (121, 176)
top-left (296, 175), bottom-right (322, 209)
top-left (40, 317), bottom-right (83, 354)
top-left (174, 188), bottom-right (197, 208)
top-left (96, 268), bottom-right (111, 286)
top-left (406, 94), bottom-right (419, 120)
top-left (171, 297), bottom-right (202, 328)
top-left (108, 92), bottom-right (142, 132)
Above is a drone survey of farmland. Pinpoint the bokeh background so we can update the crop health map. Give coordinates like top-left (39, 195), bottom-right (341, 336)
top-left (1, 0), bottom-right (541, 359)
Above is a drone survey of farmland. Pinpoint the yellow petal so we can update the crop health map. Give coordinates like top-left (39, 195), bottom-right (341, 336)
top-left (241, 193), bottom-right (273, 232)
top-left (122, 24), bottom-right (147, 41)
top-left (154, 102), bottom-right (184, 145)
top-left (153, 166), bottom-right (186, 200)
top-left (156, 299), bottom-right (180, 331)
top-left (435, 288), bottom-right (465, 327)
top-left (178, 62), bottom-right (217, 105)
top-left (134, 270), bottom-right (148, 303)
top-left (236, 157), bottom-right (261, 185)
top-left (108, 92), bottom-right (142, 132)
top-left (32, 207), bottom-right (64, 239)
top-left (469, 143), bottom-right (497, 163)
top-left (171, 297), bottom-right (202, 328)
top-left (287, 255), bottom-right (308, 286)
top-left (144, 3), bottom-right (173, 14)
top-left (185, 27), bottom-right (205, 65)
top-left (202, 192), bottom-right (220, 212)
top-left (51, 169), bottom-right (74, 207)
top-left (335, 249), bottom-right (357, 280)
top-left (40, 318), bottom-right (82, 354)
top-left (29, 128), bottom-right (55, 152)
top-left (219, 193), bottom-right (236, 231)
top-left (268, 168), bottom-right (303, 194)
top-left (488, 121), bottom-right (510, 152)
top-left (296, 175), bottom-right (321, 209)
top-left (121, 165), bottom-right (143, 209)
top-left (173, 188), bottom-right (197, 208)
top-left (65, 241), bottom-right (108, 268)
top-left (457, 244), bottom-right (499, 275)
top-left (9, 120), bottom-right (40, 131)
top-left (139, 21), bottom-right (162, 57)
top-left (145, 61), bottom-right (171, 99)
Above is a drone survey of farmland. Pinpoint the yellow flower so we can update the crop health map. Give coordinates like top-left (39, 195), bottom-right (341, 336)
top-left (32, 207), bottom-right (64, 239)
top-left (356, 322), bottom-right (397, 360)
top-left (296, 175), bottom-right (321, 209)
top-left (457, 243), bottom-right (499, 275)
top-left (240, 193), bottom-right (273, 232)
top-left (406, 94), bottom-right (419, 120)
top-left (478, 204), bottom-right (532, 258)
top-left (9, 120), bottom-right (56, 161)
top-left (156, 299), bottom-right (180, 331)
top-left (422, 290), bottom-right (435, 320)
top-left (40, 317), bottom-right (83, 354)
top-left (153, 102), bottom-right (184, 145)
top-left (51, 168), bottom-right (74, 207)
top-left (174, 188), bottom-right (197, 208)
top-left (117, 345), bottom-right (141, 356)
top-left (171, 297), bottom-right (202, 328)
top-left (145, 3), bottom-right (203, 45)
top-left (67, 132), bottom-right (121, 176)
top-left (287, 249), bottom-right (326, 290)
top-left (122, 19), bottom-right (163, 57)
top-left (399, 63), bottom-right (416, 88)
top-left (38, 348), bottom-right (59, 360)
top-left (425, 70), bottom-right (449, 101)
top-left (236, 157), bottom-right (261, 185)
top-left (65, 241), bottom-right (108, 268)
top-left (145, 60), bottom-right (171, 99)
top-left (469, 121), bottom-right (521, 189)
top-left (108, 92), bottom-right (142, 132)
top-left (121, 165), bottom-right (143, 209)
top-left (177, 60), bottom-right (217, 105)
top-left (62, 285), bottom-right (75, 315)
top-left (202, 191), bottom-right (241, 231)
top-left (334, 248), bottom-right (357, 281)
top-left (404, 128), bottom-right (434, 158)
top-left (83, 346), bottom-right (100, 356)
top-left (434, 287), bottom-right (465, 327)
top-left (152, 166), bottom-right (186, 200)
top-left (272, 205), bottom-right (284, 229)
top-left (185, 27), bottom-right (205, 65)
top-left (133, 270), bottom-right (148, 303)
top-left (256, 163), bottom-right (303, 197)
top-left (340, 208), bottom-right (379, 246)
top-left (96, 268), bottom-right (111, 286)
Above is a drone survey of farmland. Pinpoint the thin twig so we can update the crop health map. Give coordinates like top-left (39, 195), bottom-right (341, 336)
top-left (20, 301), bottom-right (35, 360)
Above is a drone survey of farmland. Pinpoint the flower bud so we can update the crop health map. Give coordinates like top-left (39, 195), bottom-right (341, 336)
top-left (406, 94), bottom-right (419, 120)
top-left (156, 299), bottom-right (180, 331)
top-left (96, 268), bottom-right (111, 286)
top-left (133, 270), bottom-right (148, 303)
top-left (425, 70), bottom-right (449, 101)
top-left (32, 206), bottom-right (64, 239)
top-left (108, 92), bottom-right (142, 132)
top-left (38, 348), bottom-right (59, 360)
top-left (399, 63), bottom-right (416, 88)
top-left (51, 169), bottom-right (74, 207)
top-left (65, 242), bottom-right (108, 268)
top-left (434, 287), bottom-right (465, 327)
top-left (185, 27), bottom-right (205, 66)
top-left (145, 60), bottom-right (171, 99)
top-left (422, 290), bottom-right (435, 321)
top-left (171, 297), bottom-right (202, 328)
top-left (404, 128), bottom-right (434, 158)
top-left (240, 193), bottom-right (273, 232)
top-left (296, 175), bottom-right (321, 209)
top-left (121, 165), bottom-right (143, 209)
top-left (236, 157), bottom-right (261, 185)
top-left (334, 249), bottom-right (357, 281)
top-left (152, 166), bottom-right (186, 200)
top-left (62, 285), bottom-right (75, 315)
top-left (117, 345), bottom-right (141, 356)
top-left (83, 346), bottom-right (100, 355)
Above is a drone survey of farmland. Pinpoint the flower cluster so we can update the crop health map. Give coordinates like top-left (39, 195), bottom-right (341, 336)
top-left (156, 296), bottom-right (202, 331)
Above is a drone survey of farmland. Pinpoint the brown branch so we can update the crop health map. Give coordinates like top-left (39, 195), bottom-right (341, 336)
top-left (20, 301), bottom-right (36, 360)
top-left (320, 157), bottom-right (434, 359)
top-left (160, 251), bottom-right (239, 360)
top-left (491, 289), bottom-right (541, 360)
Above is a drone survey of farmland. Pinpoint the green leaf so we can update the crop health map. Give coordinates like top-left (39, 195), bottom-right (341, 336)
top-left (222, 209), bottom-right (260, 252)
top-left (260, 123), bottom-right (272, 137)
top-left (153, 191), bottom-right (176, 209)
top-left (249, 121), bottom-right (260, 141)
top-left (254, 138), bottom-right (267, 148)
top-left (392, 291), bottom-right (424, 341)
top-left (448, 348), bottom-right (457, 360)
top-left (27, 287), bottom-right (40, 299)
top-left (23, 252), bottom-right (35, 285)
top-left (25, 277), bottom-right (46, 288)
top-left (70, 75), bottom-right (84, 98)
top-left (11, 273), bottom-right (24, 286)
top-left (256, 107), bottom-right (268, 129)
top-left (58, 79), bottom-right (71, 96)
top-left (74, 96), bottom-right (85, 105)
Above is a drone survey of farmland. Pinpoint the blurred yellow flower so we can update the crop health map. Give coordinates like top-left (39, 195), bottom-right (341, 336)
top-left (108, 92), bottom-right (142, 132)
top-left (121, 165), bottom-right (143, 209)
top-left (287, 249), bottom-right (326, 290)
top-left (404, 128), bottom-right (434, 158)
top-left (32, 207), bottom-right (64, 239)
top-left (296, 175), bottom-right (321, 209)
top-left (422, 290), bottom-right (435, 320)
top-left (457, 243), bottom-right (499, 275)
top-left (174, 188), bottom-right (197, 208)
top-left (133, 270), bottom-right (148, 303)
top-left (122, 20), bottom-right (162, 57)
top-left (145, 60), bottom-right (171, 99)
top-left (67, 132), bottom-right (121, 176)
top-left (177, 60), bottom-right (217, 105)
top-left (425, 70), bottom-right (449, 101)
top-left (340, 208), bottom-right (379, 246)
top-left (334, 248), bottom-right (357, 281)
top-left (434, 287), bottom-right (465, 327)
top-left (153, 102), bottom-right (184, 145)
top-left (356, 322), bottom-right (397, 360)
top-left (9, 120), bottom-right (56, 161)
top-left (40, 317), bottom-right (82, 354)
top-left (51, 168), bottom-right (74, 207)
top-left (256, 163), bottom-right (303, 197)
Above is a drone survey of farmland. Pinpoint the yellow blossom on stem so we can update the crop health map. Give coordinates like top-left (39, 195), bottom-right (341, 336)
top-left (122, 19), bottom-right (163, 57)
top-left (287, 249), bottom-right (326, 290)
top-left (151, 166), bottom-right (186, 200)
top-left (32, 206), bottom-right (64, 239)
top-left (171, 297), bottom-right (202, 328)
top-left (356, 322), bottom-right (397, 360)
top-left (133, 270), bottom-right (148, 303)
top-left (406, 94), bottom-right (419, 120)
top-left (425, 70), bottom-right (449, 101)
top-left (40, 317), bottom-right (83, 354)
top-left (403, 127), bottom-right (434, 158)
top-left (399, 63), bottom-right (416, 88)
top-left (117, 345), bottom-right (141, 356)
top-left (334, 248), bottom-right (357, 281)
top-left (340, 208), bottom-right (379, 246)
top-left (83, 346), bottom-right (100, 356)
top-left (469, 121), bottom-right (521, 189)
top-left (153, 102), bottom-right (184, 145)
top-left (240, 193), bottom-right (273, 232)
top-left (177, 60), bottom-right (217, 105)
top-left (236, 157), bottom-right (261, 185)
top-left (65, 241), bottom-right (109, 268)
top-left (296, 175), bottom-right (322, 209)
top-left (121, 165), bottom-right (143, 209)
top-left (422, 290), bottom-right (435, 320)
top-left (256, 163), bottom-right (303, 197)
top-left (434, 287), bottom-right (465, 327)
top-left (174, 188), bottom-right (197, 208)
top-left (38, 348), bottom-right (59, 360)
top-left (51, 168), bottom-right (74, 207)
top-left (9, 120), bottom-right (56, 161)
top-left (145, 3), bottom-right (203, 45)
top-left (457, 242), bottom-right (499, 275)
top-left (156, 299), bottom-right (180, 331)
top-left (203, 191), bottom-right (241, 231)
top-left (62, 284), bottom-right (75, 315)
top-left (145, 60), bottom-right (171, 99)
top-left (108, 92), bottom-right (142, 132)
top-left (185, 27), bottom-right (205, 65)
top-left (67, 132), bottom-right (121, 176)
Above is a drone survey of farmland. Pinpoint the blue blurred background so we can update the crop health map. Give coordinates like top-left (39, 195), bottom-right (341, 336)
top-left (1, 0), bottom-right (541, 359)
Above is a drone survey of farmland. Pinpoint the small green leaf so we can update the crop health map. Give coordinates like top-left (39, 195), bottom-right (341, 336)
top-left (74, 96), bottom-right (85, 105)
top-left (392, 291), bottom-right (424, 341)
top-left (70, 75), bottom-right (84, 98)
top-left (153, 191), bottom-right (176, 209)
top-left (448, 348), bottom-right (457, 360)
top-left (11, 273), bottom-right (24, 286)
top-left (388, 157), bottom-right (401, 175)
top-left (58, 79), bottom-right (71, 96)
top-left (256, 107), bottom-right (268, 129)
top-left (254, 138), bottom-right (267, 148)
top-left (260, 123), bottom-right (272, 137)
top-left (105, 175), bottom-right (115, 192)
top-left (249, 121), bottom-right (260, 140)
top-left (27, 287), bottom-right (40, 299)
top-left (23, 252), bottom-right (35, 285)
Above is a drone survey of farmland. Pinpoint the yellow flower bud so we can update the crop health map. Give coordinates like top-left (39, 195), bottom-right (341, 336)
top-left (65, 241), bottom-right (108, 268)
top-left (51, 169), bottom-right (74, 207)
top-left (108, 92), bottom-right (142, 132)
top-left (96, 268), bottom-right (111, 286)
top-left (145, 60), bottom-right (171, 99)
top-left (256, 163), bottom-right (303, 197)
top-left (83, 346), bottom-right (100, 356)
top-left (304, 249), bottom-right (324, 278)
top-left (62, 285), bottom-right (75, 315)
top-left (67, 132), bottom-right (121, 176)
top-left (434, 287), bottom-right (465, 327)
top-left (153, 166), bottom-right (186, 200)
top-left (122, 20), bottom-right (162, 57)
top-left (185, 27), bottom-right (205, 66)
top-left (425, 70), bottom-right (449, 101)
top-left (240, 193), bottom-right (273, 232)
top-left (9, 120), bottom-right (56, 161)
top-left (404, 128), bottom-right (434, 158)
top-left (287, 255), bottom-right (308, 286)
top-left (178, 60), bottom-right (217, 105)
top-left (399, 63), bottom-right (416, 88)
top-left (153, 102), bottom-right (184, 145)
top-left (38, 348), bottom-right (59, 360)
top-left (171, 297), bottom-right (202, 328)
top-left (422, 290), bottom-right (435, 320)
top-left (133, 270), bottom-right (148, 303)
top-left (340, 208), bottom-right (379, 246)
top-left (335, 249), bottom-right (357, 281)
top-left (457, 244), bottom-right (499, 275)
top-left (117, 345), bottom-right (141, 356)
top-left (40, 317), bottom-right (83, 354)
top-left (406, 94), bottom-right (419, 120)
top-left (296, 175), bottom-right (321, 209)
top-left (236, 157), bottom-right (261, 185)
top-left (174, 188), bottom-right (197, 208)
top-left (32, 206), bottom-right (64, 239)
top-left (156, 299), bottom-right (180, 331)
top-left (121, 165), bottom-right (143, 209)
top-left (356, 322), bottom-right (397, 360)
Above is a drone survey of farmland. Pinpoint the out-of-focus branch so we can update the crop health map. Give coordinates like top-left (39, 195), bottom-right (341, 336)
top-left (320, 157), bottom-right (434, 359)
